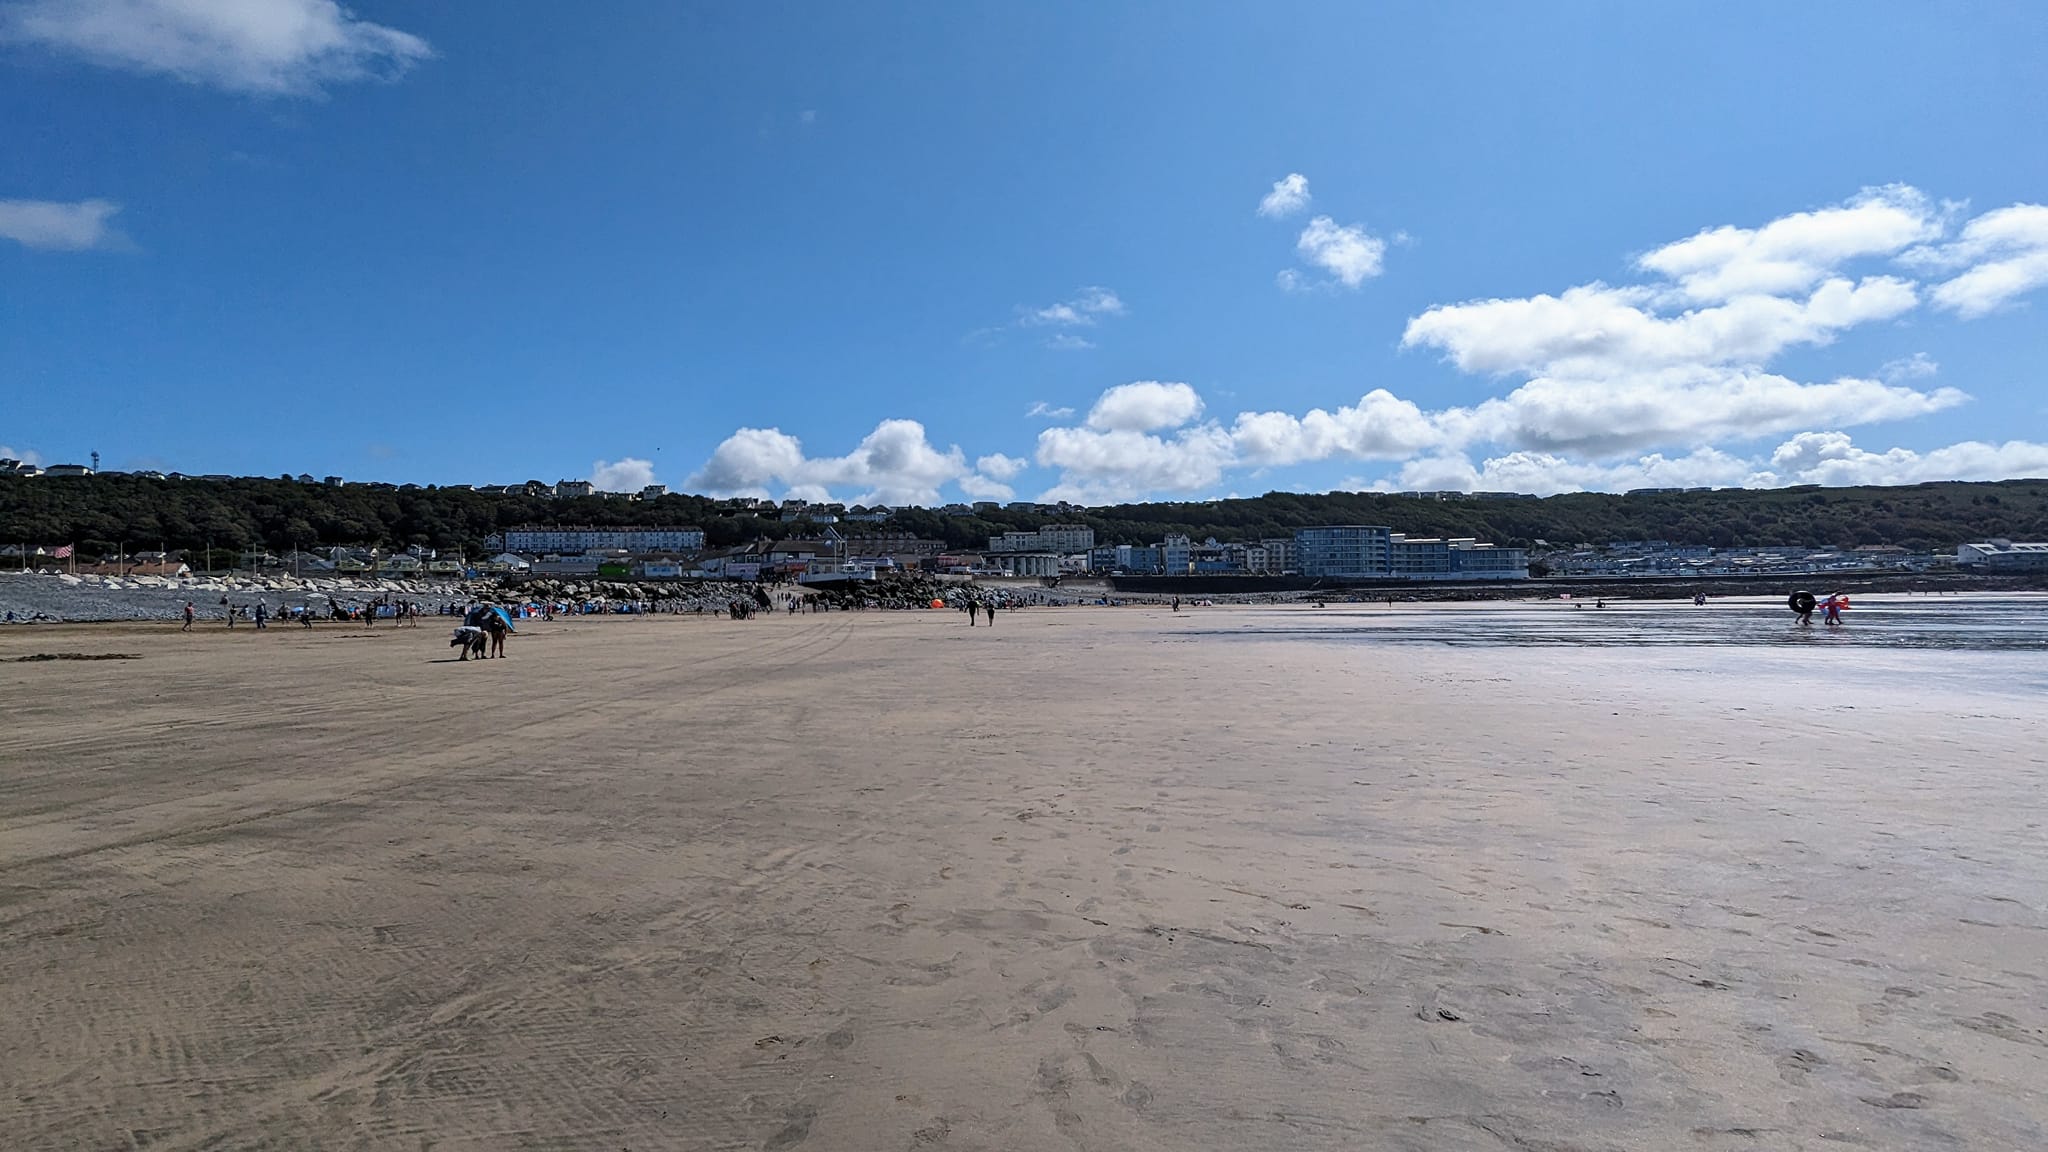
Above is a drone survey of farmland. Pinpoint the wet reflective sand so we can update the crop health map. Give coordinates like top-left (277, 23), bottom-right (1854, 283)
top-left (1199, 592), bottom-right (2048, 652)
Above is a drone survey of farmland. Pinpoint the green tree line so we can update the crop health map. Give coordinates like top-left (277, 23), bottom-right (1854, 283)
top-left (3, 475), bottom-right (2045, 560)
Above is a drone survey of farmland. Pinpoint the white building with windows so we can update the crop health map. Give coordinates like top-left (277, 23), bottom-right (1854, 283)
top-left (1295, 525), bottom-right (1526, 580)
top-left (1958, 540), bottom-right (2048, 570)
top-left (992, 524), bottom-right (1096, 553)
top-left (505, 525), bottom-right (706, 554)
top-left (989, 552), bottom-right (1061, 577)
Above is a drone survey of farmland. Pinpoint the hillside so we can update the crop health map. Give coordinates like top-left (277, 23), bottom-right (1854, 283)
top-left (3, 474), bottom-right (2046, 560)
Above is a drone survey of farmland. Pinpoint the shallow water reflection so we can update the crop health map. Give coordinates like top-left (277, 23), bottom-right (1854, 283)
top-left (1196, 594), bottom-right (2048, 652)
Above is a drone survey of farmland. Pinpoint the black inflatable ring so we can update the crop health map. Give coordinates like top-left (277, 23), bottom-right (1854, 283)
top-left (1788, 590), bottom-right (1817, 614)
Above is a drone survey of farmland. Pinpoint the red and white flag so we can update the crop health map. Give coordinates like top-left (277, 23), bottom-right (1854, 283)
top-left (51, 544), bottom-right (74, 559)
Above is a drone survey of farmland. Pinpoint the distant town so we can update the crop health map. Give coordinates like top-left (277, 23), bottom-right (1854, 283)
top-left (4, 461), bottom-right (2045, 580)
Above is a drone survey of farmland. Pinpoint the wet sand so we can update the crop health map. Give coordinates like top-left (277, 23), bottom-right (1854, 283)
top-left (2, 606), bottom-right (2044, 1150)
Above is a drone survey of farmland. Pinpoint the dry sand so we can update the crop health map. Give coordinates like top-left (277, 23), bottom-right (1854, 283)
top-left (1, 606), bottom-right (2044, 1150)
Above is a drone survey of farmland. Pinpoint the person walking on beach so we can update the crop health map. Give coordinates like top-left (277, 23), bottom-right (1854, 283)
top-left (984, 599), bottom-right (997, 626)
top-left (221, 595), bottom-right (233, 628)
top-left (967, 600), bottom-right (978, 625)
top-left (182, 601), bottom-right (195, 631)
top-left (254, 602), bottom-right (267, 630)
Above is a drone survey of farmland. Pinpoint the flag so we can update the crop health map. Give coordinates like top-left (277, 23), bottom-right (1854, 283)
top-left (52, 544), bottom-right (74, 559)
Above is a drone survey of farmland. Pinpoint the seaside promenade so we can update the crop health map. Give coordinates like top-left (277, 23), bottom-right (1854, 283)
top-left (2, 605), bottom-right (2043, 1149)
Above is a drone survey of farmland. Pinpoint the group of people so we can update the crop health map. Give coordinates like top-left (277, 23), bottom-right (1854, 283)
top-left (961, 597), bottom-right (1001, 625)
top-left (1792, 592), bottom-right (1850, 627)
top-left (450, 603), bottom-right (511, 660)
top-left (183, 595), bottom-right (441, 631)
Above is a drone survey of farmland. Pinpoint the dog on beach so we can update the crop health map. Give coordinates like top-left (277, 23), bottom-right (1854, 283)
top-left (450, 626), bottom-right (488, 660)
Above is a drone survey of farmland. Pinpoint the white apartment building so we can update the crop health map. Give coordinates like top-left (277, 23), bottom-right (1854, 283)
top-left (505, 525), bottom-right (706, 554)
top-left (992, 524), bottom-right (1096, 553)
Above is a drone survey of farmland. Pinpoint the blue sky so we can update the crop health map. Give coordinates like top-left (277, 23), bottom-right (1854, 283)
top-left (4, 2), bottom-right (2046, 503)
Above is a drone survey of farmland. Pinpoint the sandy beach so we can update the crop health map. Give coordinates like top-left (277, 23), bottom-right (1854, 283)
top-left (2, 602), bottom-right (2044, 1150)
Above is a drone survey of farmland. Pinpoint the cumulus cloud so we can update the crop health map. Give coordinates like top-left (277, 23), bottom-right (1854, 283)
top-left (4, 0), bottom-right (432, 95)
top-left (1036, 423), bottom-right (1234, 505)
top-left (1016, 381), bottom-right (1232, 503)
top-left (691, 188), bottom-right (2048, 506)
top-left (1402, 276), bottom-right (1919, 380)
top-left (1383, 447), bottom-right (1764, 496)
top-left (1294, 216), bottom-right (1385, 287)
top-left (590, 457), bottom-right (656, 493)
top-left (1257, 173), bottom-right (1311, 218)
top-left (1369, 432), bottom-right (2048, 496)
top-left (957, 473), bottom-right (1014, 501)
top-left (1637, 184), bottom-right (1942, 302)
top-left (975, 453), bottom-right (1027, 481)
top-left (1231, 389), bottom-right (1441, 466)
top-left (1438, 370), bottom-right (1964, 458)
top-left (1767, 431), bottom-right (2048, 487)
top-left (1914, 203), bottom-right (2048, 318)
top-left (1085, 381), bottom-right (1204, 432)
top-left (687, 419), bottom-right (969, 505)
top-left (956, 452), bottom-right (1028, 501)
top-left (1030, 362), bottom-right (1963, 502)
top-left (1368, 187), bottom-right (2001, 468)
top-left (1, 444), bottom-right (44, 465)
top-left (1022, 286), bottom-right (1125, 327)
top-left (0, 198), bottom-right (121, 250)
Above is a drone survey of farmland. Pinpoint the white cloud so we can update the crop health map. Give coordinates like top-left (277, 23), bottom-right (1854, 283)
top-left (1917, 203), bottom-right (2048, 318)
top-left (590, 457), bottom-right (656, 493)
top-left (1383, 447), bottom-right (1764, 496)
top-left (1085, 381), bottom-right (1204, 432)
top-left (957, 452), bottom-right (1028, 501)
top-left (957, 473), bottom-right (1014, 502)
top-left (1023, 286), bottom-right (1125, 327)
top-left (1294, 216), bottom-right (1385, 287)
top-left (975, 453), bottom-right (1027, 481)
top-left (1220, 367), bottom-right (1962, 470)
top-left (1768, 431), bottom-right (2048, 487)
top-left (1880, 352), bottom-right (1939, 381)
top-left (1231, 389), bottom-right (1441, 466)
top-left (1379, 190), bottom-right (1988, 464)
top-left (1369, 433), bottom-right (2048, 496)
top-left (4, 0), bottom-right (432, 95)
top-left (1402, 276), bottom-right (1919, 380)
top-left (1044, 332), bottom-right (1095, 351)
top-left (1028, 382), bottom-right (1232, 503)
top-left (686, 188), bottom-right (2047, 507)
top-left (799, 109), bottom-right (817, 125)
top-left (687, 419), bottom-right (969, 505)
top-left (0, 198), bottom-right (121, 250)
top-left (1638, 185), bottom-right (1941, 302)
top-left (1036, 423), bottom-right (1234, 505)
top-left (1439, 369), bottom-right (1964, 458)
top-left (1257, 173), bottom-right (1311, 218)
top-left (1, 444), bottom-right (44, 465)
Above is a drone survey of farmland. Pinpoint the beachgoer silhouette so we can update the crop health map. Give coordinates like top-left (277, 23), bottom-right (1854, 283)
top-left (182, 602), bottom-right (194, 631)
